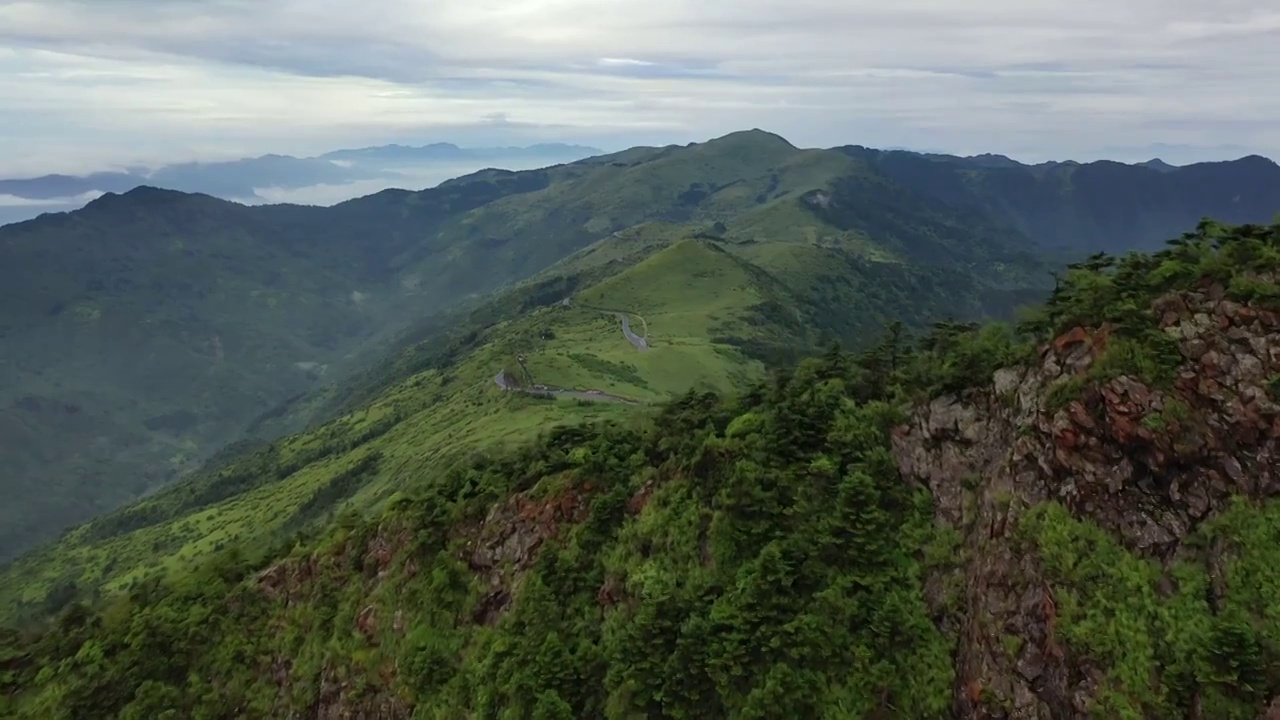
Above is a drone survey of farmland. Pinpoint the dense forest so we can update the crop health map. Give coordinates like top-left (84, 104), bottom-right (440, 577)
top-left (4, 220), bottom-right (1280, 718)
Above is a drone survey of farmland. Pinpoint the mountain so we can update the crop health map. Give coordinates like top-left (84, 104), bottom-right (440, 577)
top-left (842, 146), bottom-right (1280, 255)
top-left (0, 129), bottom-right (1056, 564)
top-left (0, 172), bottom-right (144, 200)
top-left (1137, 158), bottom-right (1179, 172)
top-left (4, 220), bottom-right (1280, 718)
top-left (4, 129), bottom-right (1279, 566)
top-left (0, 143), bottom-right (604, 225)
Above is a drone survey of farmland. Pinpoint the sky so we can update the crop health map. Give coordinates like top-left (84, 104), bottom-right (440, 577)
top-left (0, 0), bottom-right (1278, 176)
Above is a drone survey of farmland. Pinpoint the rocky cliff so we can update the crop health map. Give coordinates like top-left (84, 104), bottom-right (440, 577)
top-left (893, 277), bottom-right (1280, 719)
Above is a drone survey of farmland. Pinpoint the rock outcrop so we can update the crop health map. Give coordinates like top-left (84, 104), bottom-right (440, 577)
top-left (892, 281), bottom-right (1280, 719)
top-left (255, 521), bottom-right (419, 720)
top-left (299, 664), bottom-right (411, 720)
top-left (463, 483), bottom-right (591, 625)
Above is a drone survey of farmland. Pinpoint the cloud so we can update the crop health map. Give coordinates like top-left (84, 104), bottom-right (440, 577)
top-left (0, 190), bottom-right (104, 207)
top-left (0, 0), bottom-right (1277, 172)
top-left (249, 158), bottom-right (584, 206)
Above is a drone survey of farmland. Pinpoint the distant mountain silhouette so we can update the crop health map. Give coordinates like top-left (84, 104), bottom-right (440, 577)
top-left (0, 142), bottom-right (605, 225)
top-left (839, 145), bottom-right (1280, 254)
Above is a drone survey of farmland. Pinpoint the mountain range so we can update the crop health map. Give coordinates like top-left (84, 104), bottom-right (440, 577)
top-left (0, 142), bottom-right (604, 226)
top-left (2, 129), bottom-right (1279, 567)
top-left (2, 123), bottom-right (1280, 717)
top-left (841, 146), bottom-right (1280, 255)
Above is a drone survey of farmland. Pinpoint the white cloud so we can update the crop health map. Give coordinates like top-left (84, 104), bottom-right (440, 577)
top-left (0, 190), bottom-right (103, 207)
top-left (248, 159), bottom-right (574, 206)
top-left (0, 0), bottom-right (1276, 172)
top-left (598, 58), bottom-right (657, 67)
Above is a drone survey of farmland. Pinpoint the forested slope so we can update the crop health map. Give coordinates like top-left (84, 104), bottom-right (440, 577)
top-left (841, 146), bottom-right (1280, 256)
top-left (5, 220), bottom-right (1280, 719)
top-left (8, 129), bottom-right (1274, 565)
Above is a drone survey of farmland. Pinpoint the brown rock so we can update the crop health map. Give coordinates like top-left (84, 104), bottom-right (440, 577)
top-left (1052, 326), bottom-right (1091, 354)
top-left (890, 284), bottom-right (1280, 719)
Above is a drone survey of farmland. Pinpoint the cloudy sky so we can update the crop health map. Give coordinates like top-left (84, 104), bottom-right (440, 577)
top-left (1, 0), bottom-right (1278, 175)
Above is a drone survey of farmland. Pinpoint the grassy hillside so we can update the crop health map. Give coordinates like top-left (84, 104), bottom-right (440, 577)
top-left (0, 185), bottom-right (1042, 623)
top-left (0, 129), bottom-right (1066, 562)
top-left (0, 233), bottom-right (763, 617)
top-left (6, 220), bottom-right (1280, 719)
top-left (13, 129), bottom-right (1271, 566)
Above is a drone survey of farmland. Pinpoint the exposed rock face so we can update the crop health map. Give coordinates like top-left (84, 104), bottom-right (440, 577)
top-left (464, 484), bottom-right (591, 625)
top-left (249, 484), bottom-right (597, 718)
top-left (296, 664), bottom-right (411, 720)
top-left (256, 523), bottom-right (418, 720)
top-left (892, 283), bottom-right (1280, 719)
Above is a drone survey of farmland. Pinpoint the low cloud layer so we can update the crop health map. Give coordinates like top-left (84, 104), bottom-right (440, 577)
top-left (1, 0), bottom-right (1277, 174)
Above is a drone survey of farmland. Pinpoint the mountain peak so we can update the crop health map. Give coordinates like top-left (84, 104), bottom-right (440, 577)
top-left (701, 128), bottom-right (796, 151)
top-left (1237, 154), bottom-right (1279, 167)
top-left (80, 185), bottom-right (207, 215)
top-left (1137, 158), bottom-right (1178, 172)
top-left (961, 153), bottom-right (1025, 169)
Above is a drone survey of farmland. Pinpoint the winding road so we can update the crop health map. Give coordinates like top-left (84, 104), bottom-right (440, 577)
top-left (618, 313), bottom-right (649, 350)
top-left (491, 298), bottom-right (651, 405)
top-left (494, 370), bottom-right (638, 405)
top-left (575, 302), bottom-right (649, 351)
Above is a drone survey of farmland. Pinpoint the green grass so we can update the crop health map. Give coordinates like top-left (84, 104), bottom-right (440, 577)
top-left (0, 351), bottom-right (636, 617)
top-left (524, 240), bottom-right (777, 399)
top-left (0, 238), bottom-right (769, 617)
top-left (0, 228), bottom-right (822, 617)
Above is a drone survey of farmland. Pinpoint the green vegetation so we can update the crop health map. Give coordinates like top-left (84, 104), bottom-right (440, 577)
top-left (1024, 220), bottom-right (1280, 409)
top-left (1020, 500), bottom-right (1280, 719)
top-left (844, 146), bottom-right (1280, 256)
top-left (12, 218), bottom-right (1278, 626)
top-left (5, 120), bottom-right (1280, 719)
top-left (1, 345), bottom-right (958, 719)
top-left (0, 223), bottom-right (963, 617)
top-left (0, 130), bottom-right (1055, 563)
top-left (6, 219), bottom-right (1280, 718)
top-left (6, 135), bottom-right (1277, 564)
top-left (1023, 220), bottom-right (1280, 335)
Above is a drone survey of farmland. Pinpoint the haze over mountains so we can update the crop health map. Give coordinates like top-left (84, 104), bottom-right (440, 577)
top-left (4, 139), bottom-right (1275, 232)
top-left (0, 142), bottom-right (603, 227)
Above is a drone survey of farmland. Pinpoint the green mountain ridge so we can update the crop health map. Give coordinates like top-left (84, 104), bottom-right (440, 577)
top-left (4, 220), bottom-right (1280, 719)
top-left (0, 131), bottom-right (1044, 562)
top-left (841, 146), bottom-right (1280, 255)
top-left (0, 202), bottom-right (1021, 615)
top-left (3, 130), bottom-right (1277, 569)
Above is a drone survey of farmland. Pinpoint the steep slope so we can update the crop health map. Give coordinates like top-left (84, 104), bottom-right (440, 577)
top-left (5, 220), bottom-right (1280, 719)
top-left (894, 219), bottom-right (1280, 718)
top-left (0, 130), bottom-right (1055, 561)
top-left (0, 232), bottom-right (824, 615)
top-left (0, 188), bottom-right (392, 562)
top-left (843, 146), bottom-right (1280, 255)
